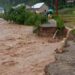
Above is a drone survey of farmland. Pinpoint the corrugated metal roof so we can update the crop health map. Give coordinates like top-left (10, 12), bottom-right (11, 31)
top-left (31, 2), bottom-right (44, 9)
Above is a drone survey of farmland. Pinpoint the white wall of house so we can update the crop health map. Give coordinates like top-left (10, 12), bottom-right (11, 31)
top-left (37, 4), bottom-right (48, 13)
top-left (31, 3), bottom-right (48, 14)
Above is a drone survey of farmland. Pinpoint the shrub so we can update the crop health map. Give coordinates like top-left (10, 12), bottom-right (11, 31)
top-left (4, 5), bottom-right (48, 26)
top-left (53, 15), bottom-right (65, 30)
top-left (71, 29), bottom-right (75, 35)
top-left (40, 14), bottom-right (48, 24)
top-left (0, 13), bottom-right (4, 18)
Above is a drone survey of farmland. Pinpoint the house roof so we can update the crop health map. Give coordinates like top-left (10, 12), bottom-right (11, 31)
top-left (12, 4), bottom-right (25, 9)
top-left (31, 2), bottom-right (44, 9)
top-left (12, 4), bottom-right (30, 9)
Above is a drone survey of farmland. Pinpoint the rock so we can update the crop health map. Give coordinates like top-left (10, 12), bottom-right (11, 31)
top-left (55, 48), bottom-right (64, 53)
top-left (45, 62), bottom-right (75, 75)
top-left (55, 38), bottom-right (68, 54)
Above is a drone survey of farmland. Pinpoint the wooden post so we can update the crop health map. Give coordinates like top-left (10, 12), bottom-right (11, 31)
top-left (55, 0), bottom-right (58, 16)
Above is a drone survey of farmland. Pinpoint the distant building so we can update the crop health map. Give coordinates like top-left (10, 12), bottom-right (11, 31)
top-left (0, 7), bottom-right (4, 14)
top-left (12, 3), bottom-right (31, 10)
top-left (26, 5), bottom-right (31, 9)
top-left (31, 2), bottom-right (48, 13)
top-left (66, 0), bottom-right (75, 3)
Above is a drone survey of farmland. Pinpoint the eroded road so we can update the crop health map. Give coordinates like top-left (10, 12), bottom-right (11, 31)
top-left (0, 18), bottom-right (61, 75)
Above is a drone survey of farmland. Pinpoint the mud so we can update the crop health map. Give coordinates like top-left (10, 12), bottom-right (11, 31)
top-left (0, 18), bottom-right (61, 75)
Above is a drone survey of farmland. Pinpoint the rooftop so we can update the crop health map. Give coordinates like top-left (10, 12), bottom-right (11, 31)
top-left (12, 3), bottom-right (30, 9)
top-left (31, 2), bottom-right (44, 9)
top-left (12, 3), bottom-right (25, 9)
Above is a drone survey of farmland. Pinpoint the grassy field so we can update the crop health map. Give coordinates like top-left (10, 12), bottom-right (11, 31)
top-left (0, 13), bottom-right (4, 18)
top-left (59, 7), bottom-right (75, 28)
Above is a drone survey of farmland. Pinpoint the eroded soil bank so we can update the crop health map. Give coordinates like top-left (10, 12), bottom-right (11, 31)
top-left (0, 18), bottom-right (62, 75)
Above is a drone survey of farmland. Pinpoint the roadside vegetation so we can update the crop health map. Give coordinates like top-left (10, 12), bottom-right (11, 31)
top-left (54, 15), bottom-right (65, 30)
top-left (71, 29), bottom-right (75, 35)
top-left (2, 4), bottom-right (66, 36)
top-left (67, 29), bottom-right (75, 42)
top-left (0, 13), bottom-right (4, 18)
top-left (53, 15), bottom-right (66, 38)
top-left (59, 7), bottom-right (75, 28)
top-left (4, 5), bottom-right (48, 26)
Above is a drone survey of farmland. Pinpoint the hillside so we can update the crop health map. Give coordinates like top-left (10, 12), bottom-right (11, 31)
top-left (0, 0), bottom-right (67, 9)
top-left (0, 0), bottom-right (41, 8)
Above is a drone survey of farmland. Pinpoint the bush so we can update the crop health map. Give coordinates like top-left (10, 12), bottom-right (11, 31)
top-left (0, 13), bottom-right (4, 18)
top-left (40, 14), bottom-right (48, 24)
top-left (4, 5), bottom-right (48, 26)
top-left (53, 15), bottom-right (65, 30)
top-left (71, 29), bottom-right (75, 35)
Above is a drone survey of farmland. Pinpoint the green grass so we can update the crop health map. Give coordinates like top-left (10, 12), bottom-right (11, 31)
top-left (59, 7), bottom-right (75, 28)
top-left (0, 13), bottom-right (4, 18)
top-left (59, 7), bottom-right (75, 15)
top-left (71, 29), bottom-right (75, 35)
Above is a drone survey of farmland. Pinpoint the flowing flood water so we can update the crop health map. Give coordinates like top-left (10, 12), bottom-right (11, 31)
top-left (0, 18), bottom-right (61, 75)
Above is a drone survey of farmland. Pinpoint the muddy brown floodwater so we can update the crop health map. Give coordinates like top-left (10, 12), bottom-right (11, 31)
top-left (0, 18), bottom-right (61, 75)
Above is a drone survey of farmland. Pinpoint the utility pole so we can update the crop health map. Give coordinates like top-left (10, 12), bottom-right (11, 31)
top-left (55, 0), bottom-right (58, 16)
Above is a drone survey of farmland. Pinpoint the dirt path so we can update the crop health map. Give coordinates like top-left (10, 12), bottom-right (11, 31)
top-left (0, 18), bottom-right (61, 75)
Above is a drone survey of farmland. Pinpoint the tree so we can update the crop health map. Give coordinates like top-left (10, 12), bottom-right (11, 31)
top-left (0, 0), bottom-right (74, 9)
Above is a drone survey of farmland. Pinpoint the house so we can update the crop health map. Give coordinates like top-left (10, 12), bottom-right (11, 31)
top-left (31, 2), bottom-right (48, 13)
top-left (0, 7), bottom-right (4, 14)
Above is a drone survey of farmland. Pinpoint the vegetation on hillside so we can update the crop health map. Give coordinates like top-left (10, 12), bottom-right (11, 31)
top-left (71, 29), bottom-right (75, 35)
top-left (4, 5), bottom-right (48, 26)
top-left (0, 0), bottom-right (75, 9)
top-left (53, 15), bottom-right (65, 30)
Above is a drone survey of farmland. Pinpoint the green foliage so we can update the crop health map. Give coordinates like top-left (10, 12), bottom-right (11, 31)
top-left (54, 15), bottom-right (65, 30)
top-left (4, 5), bottom-right (48, 26)
top-left (1, 0), bottom-right (75, 10)
top-left (71, 29), bottom-right (75, 35)
top-left (0, 13), bottom-right (4, 18)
